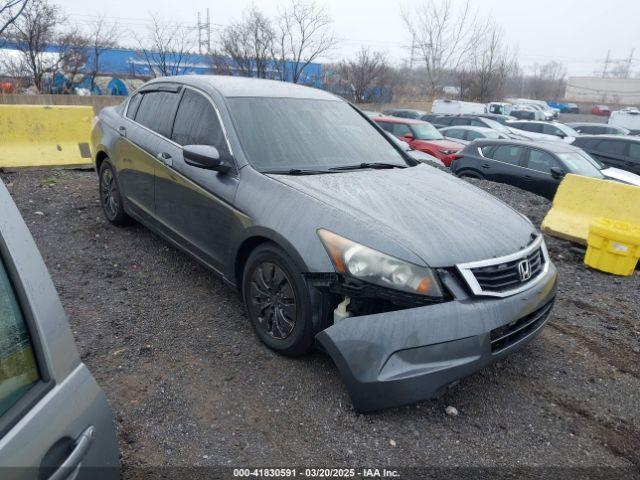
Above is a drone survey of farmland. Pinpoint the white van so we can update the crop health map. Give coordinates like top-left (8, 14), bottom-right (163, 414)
top-left (431, 99), bottom-right (486, 115)
top-left (609, 109), bottom-right (640, 133)
top-left (487, 102), bottom-right (513, 116)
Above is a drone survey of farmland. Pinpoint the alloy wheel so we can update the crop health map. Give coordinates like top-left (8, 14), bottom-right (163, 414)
top-left (101, 168), bottom-right (119, 220)
top-left (249, 262), bottom-right (297, 340)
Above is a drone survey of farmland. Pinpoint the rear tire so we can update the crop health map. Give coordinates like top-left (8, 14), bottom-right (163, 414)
top-left (242, 243), bottom-right (314, 357)
top-left (99, 160), bottom-right (132, 226)
top-left (457, 170), bottom-right (484, 180)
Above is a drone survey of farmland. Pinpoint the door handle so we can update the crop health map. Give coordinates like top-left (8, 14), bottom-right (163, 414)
top-left (47, 426), bottom-right (94, 480)
top-left (156, 152), bottom-right (173, 166)
top-left (481, 163), bottom-right (490, 169)
top-left (523, 175), bottom-right (532, 181)
top-left (117, 126), bottom-right (127, 137)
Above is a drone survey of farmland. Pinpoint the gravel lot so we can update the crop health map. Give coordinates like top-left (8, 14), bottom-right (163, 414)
top-left (1, 168), bottom-right (639, 475)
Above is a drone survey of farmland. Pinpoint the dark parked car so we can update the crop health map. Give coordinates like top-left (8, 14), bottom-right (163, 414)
top-left (92, 76), bottom-right (557, 412)
top-left (450, 139), bottom-right (604, 199)
top-left (566, 123), bottom-right (630, 136)
top-left (508, 121), bottom-right (579, 141)
top-left (0, 180), bottom-right (119, 477)
top-left (382, 108), bottom-right (427, 119)
top-left (572, 135), bottom-right (640, 175)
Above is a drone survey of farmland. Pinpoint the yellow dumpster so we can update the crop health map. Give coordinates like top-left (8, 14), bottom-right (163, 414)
top-left (584, 218), bottom-right (640, 276)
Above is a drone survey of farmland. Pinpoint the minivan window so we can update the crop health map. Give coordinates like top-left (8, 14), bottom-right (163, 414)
top-left (134, 91), bottom-right (181, 138)
top-left (0, 259), bottom-right (39, 416)
top-left (171, 89), bottom-right (226, 150)
top-left (228, 98), bottom-right (406, 172)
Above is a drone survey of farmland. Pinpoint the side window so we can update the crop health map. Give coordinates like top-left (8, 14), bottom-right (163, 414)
top-left (598, 140), bottom-right (627, 156)
top-left (377, 122), bottom-right (393, 133)
top-left (0, 258), bottom-right (40, 416)
top-left (437, 117), bottom-right (453, 126)
top-left (171, 89), bottom-right (226, 150)
top-left (392, 124), bottom-right (412, 137)
top-left (628, 143), bottom-right (640, 160)
top-left (580, 138), bottom-right (600, 149)
top-left (526, 149), bottom-right (558, 173)
top-left (470, 119), bottom-right (486, 127)
top-left (480, 145), bottom-right (494, 157)
top-left (467, 130), bottom-right (484, 141)
top-left (542, 124), bottom-right (562, 136)
top-left (451, 118), bottom-right (470, 126)
top-left (445, 129), bottom-right (465, 140)
top-left (126, 93), bottom-right (142, 119)
top-left (134, 91), bottom-right (181, 138)
top-left (491, 145), bottom-right (524, 166)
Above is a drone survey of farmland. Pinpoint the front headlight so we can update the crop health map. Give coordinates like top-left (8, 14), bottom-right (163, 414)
top-left (318, 229), bottom-right (444, 298)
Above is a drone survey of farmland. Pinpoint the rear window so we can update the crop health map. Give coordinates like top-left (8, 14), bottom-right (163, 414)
top-left (134, 91), bottom-right (181, 138)
top-left (0, 259), bottom-right (39, 416)
top-left (491, 145), bottom-right (524, 166)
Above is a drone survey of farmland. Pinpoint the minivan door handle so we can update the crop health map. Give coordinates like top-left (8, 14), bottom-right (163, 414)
top-left (156, 152), bottom-right (173, 166)
top-left (47, 426), bottom-right (94, 480)
top-left (117, 126), bottom-right (127, 137)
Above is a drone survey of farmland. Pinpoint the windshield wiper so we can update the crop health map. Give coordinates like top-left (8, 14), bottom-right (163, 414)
top-left (264, 168), bottom-right (332, 175)
top-left (329, 162), bottom-right (407, 171)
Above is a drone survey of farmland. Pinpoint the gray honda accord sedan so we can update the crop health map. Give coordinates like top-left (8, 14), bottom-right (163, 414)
top-left (91, 76), bottom-right (558, 412)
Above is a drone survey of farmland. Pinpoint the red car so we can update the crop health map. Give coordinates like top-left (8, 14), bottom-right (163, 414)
top-left (591, 105), bottom-right (611, 116)
top-left (374, 116), bottom-right (464, 166)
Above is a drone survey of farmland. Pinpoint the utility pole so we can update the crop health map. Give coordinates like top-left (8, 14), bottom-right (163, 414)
top-left (626, 48), bottom-right (635, 78)
top-left (197, 8), bottom-right (211, 54)
top-left (602, 50), bottom-right (611, 78)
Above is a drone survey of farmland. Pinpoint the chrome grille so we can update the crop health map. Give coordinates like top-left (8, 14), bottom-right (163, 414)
top-left (471, 248), bottom-right (544, 292)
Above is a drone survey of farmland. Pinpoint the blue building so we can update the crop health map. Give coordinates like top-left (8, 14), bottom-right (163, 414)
top-left (0, 42), bottom-right (323, 95)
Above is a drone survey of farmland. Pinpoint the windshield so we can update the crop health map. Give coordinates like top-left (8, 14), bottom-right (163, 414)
top-left (411, 123), bottom-right (444, 140)
top-left (228, 98), bottom-right (407, 172)
top-left (482, 117), bottom-right (511, 134)
top-left (557, 152), bottom-right (604, 177)
top-left (556, 124), bottom-right (580, 137)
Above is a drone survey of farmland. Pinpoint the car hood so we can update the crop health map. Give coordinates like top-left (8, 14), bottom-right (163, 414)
top-left (414, 139), bottom-right (464, 151)
top-left (270, 165), bottom-right (537, 267)
top-left (601, 167), bottom-right (640, 187)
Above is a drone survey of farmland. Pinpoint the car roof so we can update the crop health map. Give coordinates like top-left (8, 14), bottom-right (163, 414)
top-left (442, 126), bottom-right (495, 132)
top-left (374, 116), bottom-right (429, 125)
top-left (384, 108), bottom-right (426, 113)
top-left (473, 138), bottom-right (583, 152)
top-left (575, 134), bottom-right (640, 142)
top-left (565, 122), bottom-right (609, 127)
top-left (143, 75), bottom-right (339, 100)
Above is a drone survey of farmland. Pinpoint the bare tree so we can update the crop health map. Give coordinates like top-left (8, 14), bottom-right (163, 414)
top-left (57, 27), bottom-right (89, 92)
top-left (402, 0), bottom-right (486, 97)
top-left (136, 14), bottom-right (194, 78)
top-left (527, 61), bottom-right (566, 100)
top-left (340, 48), bottom-right (389, 103)
top-left (4, 0), bottom-right (65, 91)
top-left (459, 24), bottom-right (518, 102)
top-left (85, 15), bottom-right (119, 92)
top-left (275, 0), bottom-right (336, 83)
top-left (218, 6), bottom-right (275, 78)
top-left (0, 0), bottom-right (28, 39)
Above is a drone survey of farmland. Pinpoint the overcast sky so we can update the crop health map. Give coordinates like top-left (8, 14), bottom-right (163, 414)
top-left (58, 0), bottom-right (639, 76)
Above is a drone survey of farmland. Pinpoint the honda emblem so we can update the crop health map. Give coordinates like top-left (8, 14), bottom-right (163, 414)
top-left (518, 259), bottom-right (532, 282)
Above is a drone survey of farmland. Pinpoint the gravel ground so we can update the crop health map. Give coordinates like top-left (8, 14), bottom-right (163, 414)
top-left (1, 168), bottom-right (639, 475)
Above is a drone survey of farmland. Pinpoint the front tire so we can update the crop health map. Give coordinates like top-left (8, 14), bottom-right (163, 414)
top-left (242, 243), bottom-right (313, 357)
top-left (99, 160), bottom-right (132, 226)
top-left (457, 169), bottom-right (485, 180)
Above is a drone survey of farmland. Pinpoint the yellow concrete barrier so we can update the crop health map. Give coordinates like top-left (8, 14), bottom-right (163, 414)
top-left (0, 105), bottom-right (93, 168)
top-left (542, 174), bottom-right (640, 245)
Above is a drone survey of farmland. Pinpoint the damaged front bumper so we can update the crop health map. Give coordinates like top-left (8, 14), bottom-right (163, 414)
top-left (316, 263), bottom-right (558, 412)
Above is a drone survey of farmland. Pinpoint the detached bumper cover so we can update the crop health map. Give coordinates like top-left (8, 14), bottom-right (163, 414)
top-left (316, 262), bottom-right (558, 412)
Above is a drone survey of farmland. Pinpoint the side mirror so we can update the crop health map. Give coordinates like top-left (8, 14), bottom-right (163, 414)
top-left (183, 145), bottom-right (231, 173)
top-left (556, 132), bottom-right (567, 139)
top-left (550, 166), bottom-right (565, 179)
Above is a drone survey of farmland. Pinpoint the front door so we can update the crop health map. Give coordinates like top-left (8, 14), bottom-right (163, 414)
top-left (522, 148), bottom-right (562, 199)
top-left (153, 88), bottom-right (240, 273)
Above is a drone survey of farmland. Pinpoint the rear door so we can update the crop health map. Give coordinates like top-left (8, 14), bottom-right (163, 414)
top-left (522, 148), bottom-right (562, 199)
top-left (0, 181), bottom-right (119, 479)
top-left (154, 87), bottom-right (240, 272)
top-left (483, 144), bottom-right (528, 187)
top-left (591, 139), bottom-right (629, 170)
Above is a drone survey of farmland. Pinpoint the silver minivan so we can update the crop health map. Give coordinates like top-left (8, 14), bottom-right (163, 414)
top-left (0, 179), bottom-right (119, 479)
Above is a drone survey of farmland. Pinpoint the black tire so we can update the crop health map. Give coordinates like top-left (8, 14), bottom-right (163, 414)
top-left (457, 169), bottom-right (484, 180)
top-left (99, 160), bottom-right (132, 226)
top-left (242, 243), bottom-right (313, 357)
